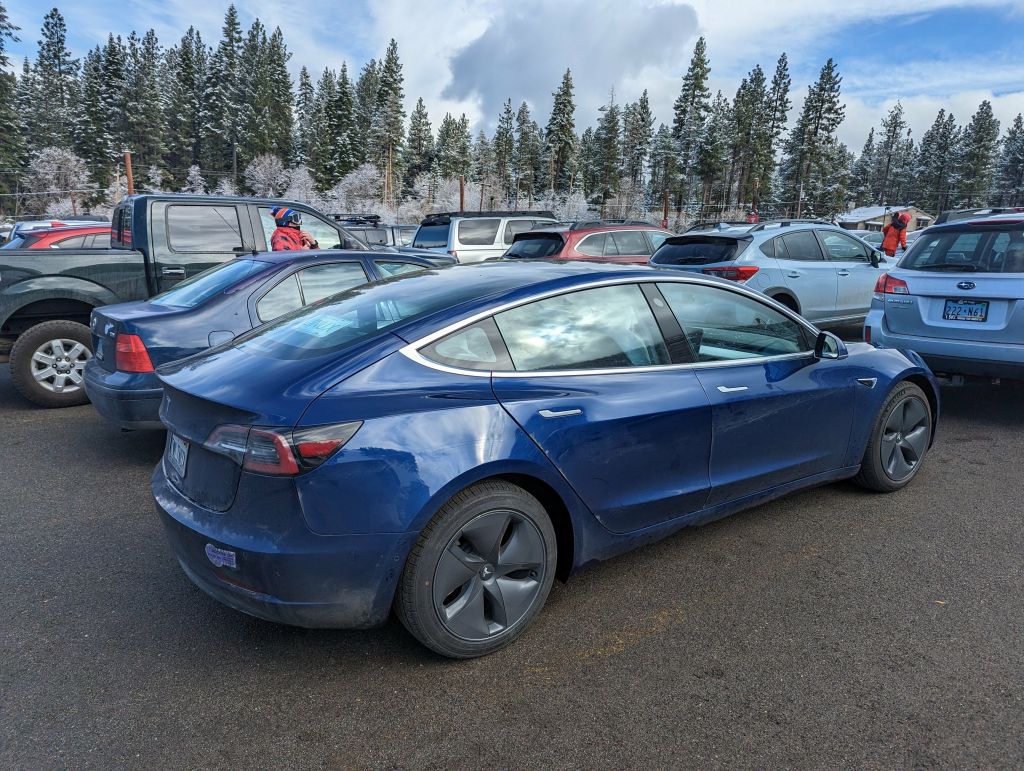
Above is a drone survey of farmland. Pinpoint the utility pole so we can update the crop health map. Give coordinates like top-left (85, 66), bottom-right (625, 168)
top-left (796, 178), bottom-right (804, 218)
top-left (459, 176), bottom-right (465, 213)
top-left (124, 150), bottom-right (135, 196)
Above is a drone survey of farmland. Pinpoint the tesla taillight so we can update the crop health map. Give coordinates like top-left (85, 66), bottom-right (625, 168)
top-left (114, 333), bottom-right (154, 373)
top-left (702, 265), bottom-right (759, 282)
top-left (205, 422), bottom-right (362, 476)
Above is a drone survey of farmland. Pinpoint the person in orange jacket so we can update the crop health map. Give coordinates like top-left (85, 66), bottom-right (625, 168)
top-left (269, 207), bottom-right (319, 251)
top-left (881, 211), bottom-right (910, 257)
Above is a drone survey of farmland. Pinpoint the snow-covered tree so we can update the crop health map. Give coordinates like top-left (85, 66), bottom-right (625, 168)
top-left (0, 2), bottom-right (23, 198)
top-left (672, 37), bottom-right (711, 203)
top-left (243, 153), bottom-right (286, 196)
top-left (30, 9), bottom-right (79, 150)
top-left (145, 164), bottom-right (164, 193)
top-left (912, 109), bottom-right (959, 214)
top-left (543, 69), bottom-right (577, 192)
top-left (956, 100), bottom-right (1001, 206)
top-left (326, 163), bottom-right (384, 214)
top-left (996, 114), bottom-right (1024, 206)
top-left (202, 5), bottom-right (244, 177)
top-left (182, 164), bottom-right (206, 193)
top-left (213, 176), bottom-right (236, 196)
top-left (352, 58), bottom-right (379, 164)
top-left (404, 96), bottom-right (433, 192)
top-left (24, 147), bottom-right (94, 212)
top-left (283, 164), bottom-right (324, 209)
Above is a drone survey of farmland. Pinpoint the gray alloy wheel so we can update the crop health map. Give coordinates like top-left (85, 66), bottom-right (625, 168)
top-left (9, 319), bottom-right (94, 408)
top-left (29, 337), bottom-right (91, 395)
top-left (879, 395), bottom-right (930, 482)
top-left (395, 481), bottom-right (557, 658)
top-left (854, 381), bottom-right (932, 492)
top-left (432, 509), bottom-right (547, 641)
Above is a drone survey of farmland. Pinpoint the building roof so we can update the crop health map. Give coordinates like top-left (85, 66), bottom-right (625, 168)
top-left (838, 205), bottom-right (933, 224)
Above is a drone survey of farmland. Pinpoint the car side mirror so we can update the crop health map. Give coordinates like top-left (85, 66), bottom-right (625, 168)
top-left (869, 250), bottom-right (880, 268)
top-left (814, 330), bottom-right (848, 360)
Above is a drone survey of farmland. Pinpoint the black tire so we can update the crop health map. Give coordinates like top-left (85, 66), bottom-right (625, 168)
top-left (854, 381), bottom-right (932, 492)
top-left (395, 481), bottom-right (557, 658)
top-left (9, 320), bottom-right (93, 408)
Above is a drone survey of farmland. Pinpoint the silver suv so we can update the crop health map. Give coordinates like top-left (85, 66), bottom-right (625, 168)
top-left (412, 211), bottom-right (557, 263)
top-left (650, 220), bottom-right (889, 324)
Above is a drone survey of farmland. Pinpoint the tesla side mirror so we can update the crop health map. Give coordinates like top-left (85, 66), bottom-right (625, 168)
top-left (869, 250), bottom-right (880, 268)
top-left (814, 330), bottom-right (848, 360)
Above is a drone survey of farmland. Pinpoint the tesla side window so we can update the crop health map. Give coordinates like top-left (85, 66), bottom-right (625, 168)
top-left (493, 284), bottom-right (670, 371)
top-left (420, 318), bottom-right (513, 371)
top-left (658, 282), bottom-right (809, 361)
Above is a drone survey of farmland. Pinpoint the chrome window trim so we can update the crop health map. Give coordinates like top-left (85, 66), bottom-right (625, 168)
top-left (399, 275), bottom-right (821, 379)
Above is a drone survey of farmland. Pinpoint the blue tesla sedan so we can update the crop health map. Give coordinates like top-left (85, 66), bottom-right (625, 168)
top-left (84, 251), bottom-right (441, 429)
top-left (151, 261), bottom-right (939, 658)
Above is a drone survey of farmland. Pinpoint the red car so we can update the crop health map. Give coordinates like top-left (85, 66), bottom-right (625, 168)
top-left (505, 221), bottom-right (673, 265)
top-left (3, 224), bottom-right (111, 250)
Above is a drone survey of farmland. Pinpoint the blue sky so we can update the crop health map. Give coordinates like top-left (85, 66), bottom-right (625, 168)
top-left (5, 0), bottom-right (1024, 148)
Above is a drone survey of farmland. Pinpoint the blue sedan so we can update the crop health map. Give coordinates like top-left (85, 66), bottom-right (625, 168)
top-left (84, 251), bottom-right (439, 429)
top-left (151, 261), bottom-right (939, 658)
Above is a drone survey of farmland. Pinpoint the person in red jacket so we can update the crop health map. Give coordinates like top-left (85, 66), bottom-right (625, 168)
top-left (269, 207), bottom-right (319, 251)
top-left (881, 211), bottom-right (910, 257)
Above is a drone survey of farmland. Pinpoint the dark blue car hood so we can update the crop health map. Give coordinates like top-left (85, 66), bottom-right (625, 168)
top-left (156, 332), bottom-right (407, 428)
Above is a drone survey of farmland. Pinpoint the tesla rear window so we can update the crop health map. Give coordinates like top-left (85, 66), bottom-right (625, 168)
top-left (234, 269), bottom-right (505, 360)
top-left (651, 237), bottom-right (744, 265)
top-left (505, 234), bottom-right (565, 258)
top-left (413, 224), bottom-right (450, 249)
top-left (151, 259), bottom-right (272, 308)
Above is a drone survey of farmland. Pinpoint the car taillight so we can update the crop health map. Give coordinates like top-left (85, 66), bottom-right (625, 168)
top-left (873, 273), bottom-right (910, 300)
top-left (702, 265), bottom-right (759, 282)
top-left (115, 333), bottom-right (154, 373)
top-left (205, 421), bottom-right (362, 476)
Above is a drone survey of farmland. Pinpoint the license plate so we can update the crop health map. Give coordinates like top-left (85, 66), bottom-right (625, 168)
top-left (168, 434), bottom-right (189, 477)
top-left (943, 299), bottom-right (988, 322)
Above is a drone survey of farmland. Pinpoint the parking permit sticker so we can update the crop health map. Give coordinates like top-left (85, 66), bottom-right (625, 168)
top-left (293, 314), bottom-right (354, 338)
top-left (205, 543), bottom-right (237, 569)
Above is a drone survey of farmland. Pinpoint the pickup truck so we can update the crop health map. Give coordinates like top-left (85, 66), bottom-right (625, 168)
top-left (0, 193), bottom-right (444, 408)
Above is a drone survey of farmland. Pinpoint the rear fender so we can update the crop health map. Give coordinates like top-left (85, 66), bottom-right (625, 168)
top-left (0, 276), bottom-right (123, 328)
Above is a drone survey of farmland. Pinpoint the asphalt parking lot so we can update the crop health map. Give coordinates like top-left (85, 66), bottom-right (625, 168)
top-left (2, 363), bottom-right (1023, 769)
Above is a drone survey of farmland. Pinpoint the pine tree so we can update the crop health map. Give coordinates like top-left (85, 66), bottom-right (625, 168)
top-left (124, 30), bottom-right (165, 170)
top-left (543, 69), bottom-right (577, 192)
top-left (577, 127), bottom-right (597, 199)
top-left (996, 114), bottom-right (1024, 206)
top-left (371, 39), bottom-right (405, 204)
top-left (266, 28), bottom-right (294, 161)
top-left (404, 97), bottom-right (433, 191)
top-left (75, 47), bottom-right (113, 190)
top-left (648, 123), bottom-right (679, 204)
top-left (671, 36), bottom-right (711, 205)
top-left (872, 102), bottom-right (909, 204)
top-left (293, 66), bottom-right (315, 164)
top-left (308, 68), bottom-right (339, 188)
top-left (756, 53), bottom-right (791, 208)
top-left (0, 3), bottom-right (25, 197)
top-left (16, 58), bottom-right (38, 152)
top-left (333, 63), bottom-right (356, 178)
top-left (956, 100), bottom-right (1001, 206)
top-left (100, 35), bottom-right (128, 152)
top-left (513, 102), bottom-right (539, 205)
top-left (621, 90), bottom-right (653, 189)
top-left (493, 99), bottom-right (515, 202)
top-left (696, 91), bottom-right (733, 209)
top-left (163, 27), bottom-right (206, 186)
top-left (182, 163), bottom-right (206, 193)
top-left (727, 66), bottom-right (767, 208)
top-left (353, 59), bottom-right (379, 164)
top-left (202, 5), bottom-right (244, 178)
top-left (433, 112), bottom-right (472, 180)
top-left (592, 89), bottom-right (621, 204)
top-left (778, 58), bottom-right (846, 216)
top-left (912, 109), bottom-right (959, 214)
top-left (32, 9), bottom-right (79, 149)
top-left (849, 128), bottom-right (876, 206)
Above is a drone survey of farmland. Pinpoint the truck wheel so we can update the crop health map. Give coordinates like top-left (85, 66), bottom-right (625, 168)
top-left (9, 320), bottom-right (93, 408)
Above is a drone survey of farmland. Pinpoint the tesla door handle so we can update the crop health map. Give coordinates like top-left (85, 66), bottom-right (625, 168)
top-left (837, 269), bottom-right (851, 276)
top-left (716, 385), bottom-right (748, 393)
top-left (538, 408), bottom-right (583, 418)
top-left (161, 266), bottom-right (186, 277)
top-left (786, 271), bottom-right (801, 278)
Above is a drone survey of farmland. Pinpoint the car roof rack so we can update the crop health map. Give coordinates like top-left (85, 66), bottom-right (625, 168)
top-left (934, 207), bottom-right (1024, 225)
top-left (568, 218), bottom-right (652, 230)
top-left (683, 220), bottom-right (752, 232)
top-left (746, 218), bottom-right (828, 232)
top-left (331, 213), bottom-right (383, 225)
top-left (421, 210), bottom-right (556, 225)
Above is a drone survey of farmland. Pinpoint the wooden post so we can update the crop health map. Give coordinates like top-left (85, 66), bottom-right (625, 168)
top-left (71, 193), bottom-right (77, 216)
top-left (124, 151), bottom-right (135, 196)
top-left (459, 176), bottom-right (465, 213)
top-left (662, 190), bottom-right (669, 229)
top-left (479, 181), bottom-right (485, 212)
